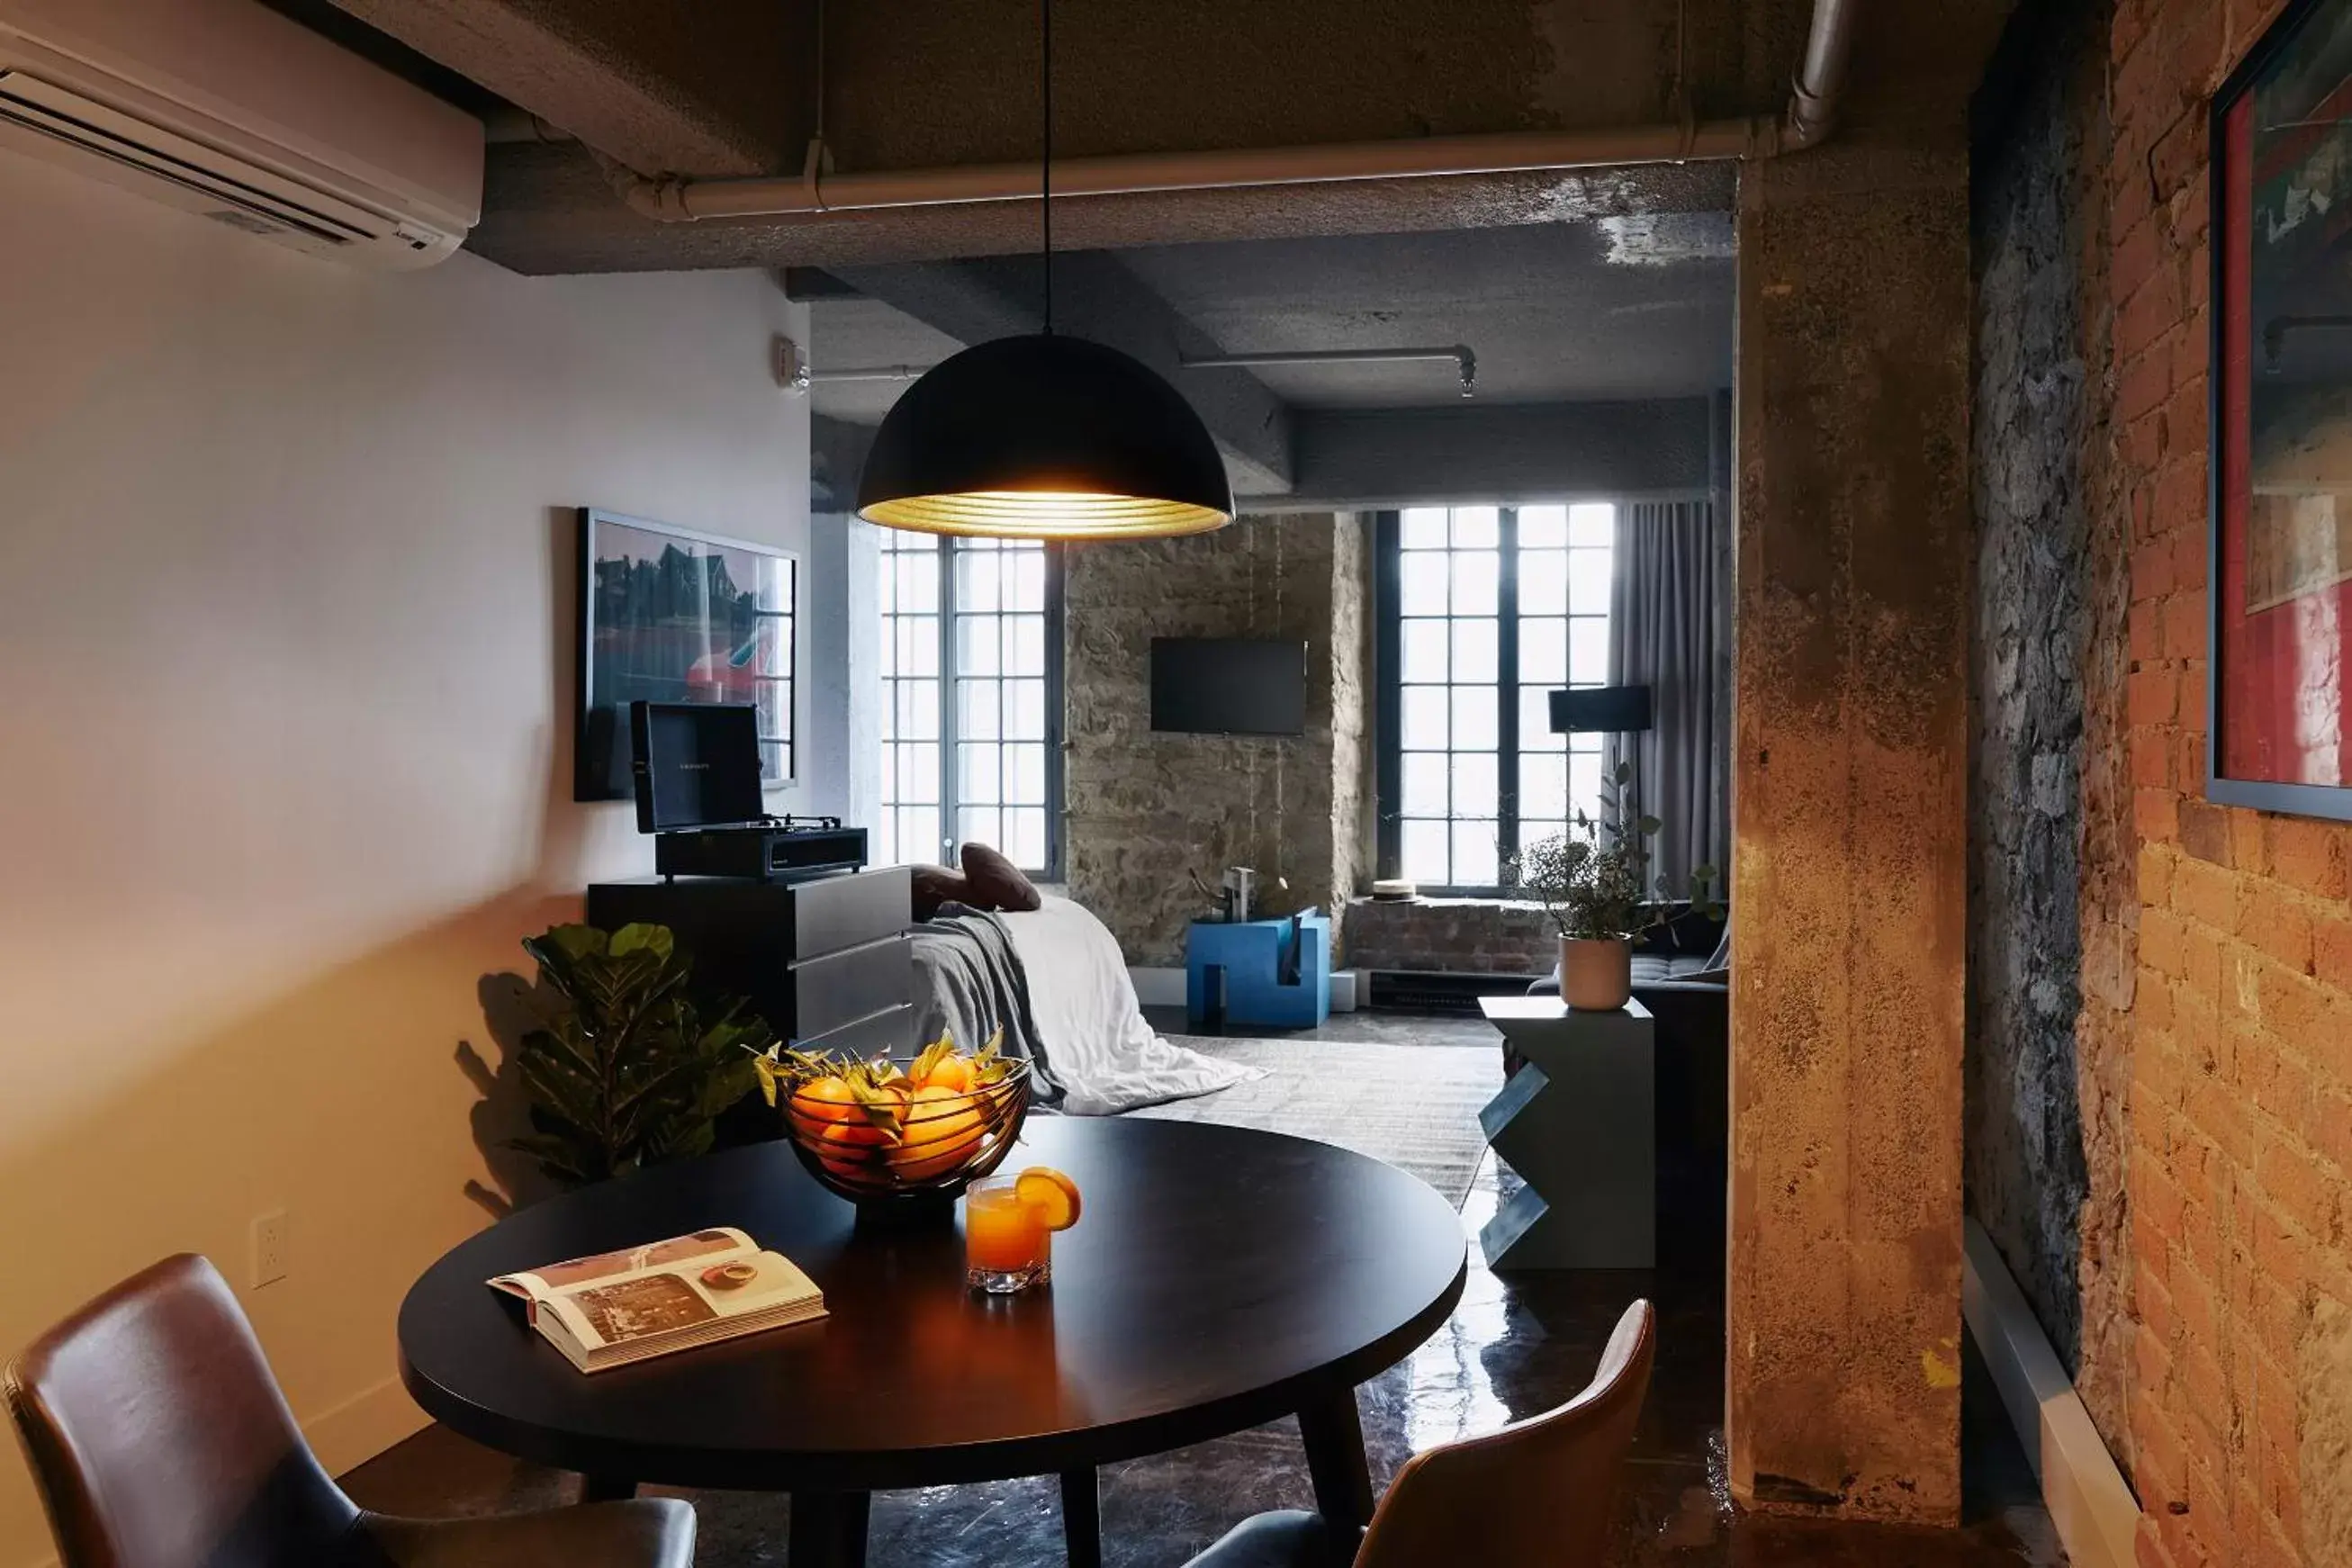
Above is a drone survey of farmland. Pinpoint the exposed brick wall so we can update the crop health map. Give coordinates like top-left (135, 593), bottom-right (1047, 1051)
top-left (1341, 896), bottom-right (1555, 976)
top-left (2104, 1), bottom-right (2352, 1563)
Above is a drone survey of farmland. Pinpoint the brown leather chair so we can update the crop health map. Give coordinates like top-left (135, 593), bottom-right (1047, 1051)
top-left (1182, 1298), bottom-right (1657, 1568)
top-left (5, 1254), bottom-right (695, 1568)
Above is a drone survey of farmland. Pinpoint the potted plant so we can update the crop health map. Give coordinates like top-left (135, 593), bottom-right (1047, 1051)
top-left (1510, 763), bottom-right (1719, 1011)
top-left (506, 922), bottom-right (772, 1187)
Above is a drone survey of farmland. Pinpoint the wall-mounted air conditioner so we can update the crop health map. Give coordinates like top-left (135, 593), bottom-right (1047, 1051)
top-left (0, 0), bottom-right (482, 267)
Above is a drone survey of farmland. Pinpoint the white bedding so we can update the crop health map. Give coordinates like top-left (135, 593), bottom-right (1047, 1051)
top-left (994, 895), bottom-right (1263, 1115)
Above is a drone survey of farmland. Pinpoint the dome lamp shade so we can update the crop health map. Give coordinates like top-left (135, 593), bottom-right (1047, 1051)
top-left (854, 334), bottom-right (1234, 541)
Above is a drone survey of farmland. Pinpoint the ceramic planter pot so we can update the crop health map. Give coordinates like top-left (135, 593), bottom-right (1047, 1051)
top-left (1559, 936), bottom-right (1633, 1011)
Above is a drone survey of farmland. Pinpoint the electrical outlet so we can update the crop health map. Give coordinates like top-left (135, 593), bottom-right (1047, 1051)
top-left (251, 1210), bottom-right (289, 1288)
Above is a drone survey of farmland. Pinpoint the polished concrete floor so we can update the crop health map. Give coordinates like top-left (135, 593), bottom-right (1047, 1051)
top-left (348, 1014), bottom-right (2063, 1566)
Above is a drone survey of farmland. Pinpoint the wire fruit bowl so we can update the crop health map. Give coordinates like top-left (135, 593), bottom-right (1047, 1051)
top-left (780, 1058), bottom-right (1032, 1218)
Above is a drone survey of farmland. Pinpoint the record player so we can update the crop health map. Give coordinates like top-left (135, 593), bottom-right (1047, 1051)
top-left (630, 701), bottom-right (867, 882)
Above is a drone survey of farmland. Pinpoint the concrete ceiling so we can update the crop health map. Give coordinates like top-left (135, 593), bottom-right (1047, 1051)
top-left (804, 299), bottom-right (965, 426)
top-left (316, 0), bottom-right (2010, 277)
top-left (1118, 218), bottom-right (1735, 409)
top-left (806, 215), bottom-right (1735, 428)
top-left (290, 0), bottom-right (2010, 506)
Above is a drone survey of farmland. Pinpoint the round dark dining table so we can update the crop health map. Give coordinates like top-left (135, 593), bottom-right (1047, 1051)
top-left (399, 1116), bottom-right (1468, 1568)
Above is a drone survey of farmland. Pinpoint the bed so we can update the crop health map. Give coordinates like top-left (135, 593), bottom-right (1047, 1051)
top-left (907, 894), bottom-right (1259, 1115)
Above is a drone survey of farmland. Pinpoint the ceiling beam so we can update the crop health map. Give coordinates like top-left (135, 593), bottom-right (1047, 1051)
top-left (464, 147), bottom-right (1740, 275)
top-left (834, 256), bottom-right (1295, 497)
top-left (1241, 397), bottom-right (1717, 512)
top-left (781, 267), bottom-right (863, 302)
top-left (327, 0), bottom-right (803, 176)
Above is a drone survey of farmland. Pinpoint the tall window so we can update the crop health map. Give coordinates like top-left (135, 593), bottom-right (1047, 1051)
top-left (1377, 503), bottom-right (1615, 891)
top-left (877, 533), bottom-right (1060, 874)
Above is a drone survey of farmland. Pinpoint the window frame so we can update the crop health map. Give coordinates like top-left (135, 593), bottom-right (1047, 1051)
top-left (1374, 505), bottom-right (1612, 897)
top-left (877, 536), bottom-right (1066, 879)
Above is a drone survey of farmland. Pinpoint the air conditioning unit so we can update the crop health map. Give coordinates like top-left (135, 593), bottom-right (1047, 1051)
top-left (0, 0), bottom-right (482, 267)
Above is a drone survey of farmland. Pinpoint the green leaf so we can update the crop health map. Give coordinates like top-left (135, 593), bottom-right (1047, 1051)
top-left (519, 1022), bottom-right (601, 1086)
top-left (608, 922), bottom-right (676, 963)
top-left (611, 1049), bottom-right (708, 1110)
top-left (518, 1062), bottom-right (600, 1142)
top-left (506, 1135), bottom-right (594, 1187)
top-left (506, 920), bottom-right (780, 1190)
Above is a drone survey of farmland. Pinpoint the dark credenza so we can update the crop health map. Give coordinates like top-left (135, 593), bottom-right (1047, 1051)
top-left (584, 867), bottom-right (915, 1053)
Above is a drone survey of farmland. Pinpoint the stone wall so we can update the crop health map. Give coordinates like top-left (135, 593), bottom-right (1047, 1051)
top-left (1966, 0), bottom-right (2131, 1451)
top-left (1063, 514), bottom-right (1369, 966)
top-left (2096, 0), bottom-right (2352, 1562)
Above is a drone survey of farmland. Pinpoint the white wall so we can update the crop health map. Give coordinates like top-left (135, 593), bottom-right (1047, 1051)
top-left (800, 508), bottom-right (884, 831)
top-left (0, 153), bottom-right (811, 1563)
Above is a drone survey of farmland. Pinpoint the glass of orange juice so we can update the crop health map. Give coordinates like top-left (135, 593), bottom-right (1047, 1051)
top-left (964, 1176), bottom-right (1050, 1293)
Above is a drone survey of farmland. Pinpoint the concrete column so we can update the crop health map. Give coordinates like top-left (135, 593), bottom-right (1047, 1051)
top-left (1727, 137), bottom-right (1971, 1526)
top-left (799, 509), bottom-right (881, 829)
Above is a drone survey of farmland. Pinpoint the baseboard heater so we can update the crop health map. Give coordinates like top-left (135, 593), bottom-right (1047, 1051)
top-left (1962, 1219), bottom-right (2140, 1568)
top-left (1366, 969), bottom-right (1541, 1014)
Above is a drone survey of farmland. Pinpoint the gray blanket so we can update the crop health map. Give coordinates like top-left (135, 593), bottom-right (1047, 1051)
top-left (906, 905), bottom-right (1063, 1104)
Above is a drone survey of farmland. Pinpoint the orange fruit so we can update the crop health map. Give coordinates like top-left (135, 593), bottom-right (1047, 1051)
top-left (921, 1053), bottom-right (975, 1094)
top-left (890, 1086), bottom-right (985, 1180)
top-left (790, 1076), bottom-right (860, 1126)
top-left (818, 1119), bottom-right (890, 1180)
top-left (1015, 1167), bottom-right (1082, 1230)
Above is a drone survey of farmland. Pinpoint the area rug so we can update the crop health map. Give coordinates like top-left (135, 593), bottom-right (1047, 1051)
top-left (1123, 1035), bottom-right (1501, 1207)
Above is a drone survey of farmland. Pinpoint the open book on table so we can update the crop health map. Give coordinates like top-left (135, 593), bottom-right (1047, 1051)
top-left (489, 1227), bottom-right (825, 1373)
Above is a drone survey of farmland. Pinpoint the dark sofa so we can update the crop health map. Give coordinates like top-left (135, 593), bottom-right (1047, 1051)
top-left (1526, 906), bottom-right (1727, 1252)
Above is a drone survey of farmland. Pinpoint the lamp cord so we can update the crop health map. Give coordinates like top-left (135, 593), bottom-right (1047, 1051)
top-left (1041, 0), bottom-right (1053, 334)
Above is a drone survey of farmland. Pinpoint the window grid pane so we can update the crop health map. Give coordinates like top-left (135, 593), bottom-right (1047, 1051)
top-left (1389, 503), bottom-right (1616, 888)
top-left (878, 532), bottom-right (943, 867)
top-left (879, 534), bottom-right (1056, 874)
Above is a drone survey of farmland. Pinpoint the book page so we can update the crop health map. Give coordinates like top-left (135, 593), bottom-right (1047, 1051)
top-left (490, 1226), bottom-right (753, 1302)
top-left (536, 1248), bottom-right (821, 1354)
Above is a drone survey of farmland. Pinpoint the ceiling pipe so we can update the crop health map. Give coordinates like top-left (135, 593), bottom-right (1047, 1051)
top-left (482, 107), bottom-right (573, 146)
top-left (592, 0), bottom-right (1860, 223)
top-left (1182, 345), bottom-right (1478, 398)
top-left (1785, 0), bottom-right (1858, 149)
top-left (808, 364), bottom-right (932, 383)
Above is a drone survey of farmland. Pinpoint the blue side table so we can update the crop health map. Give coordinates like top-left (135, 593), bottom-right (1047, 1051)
top-left (1186, 913), bottom-right (1332, 1028)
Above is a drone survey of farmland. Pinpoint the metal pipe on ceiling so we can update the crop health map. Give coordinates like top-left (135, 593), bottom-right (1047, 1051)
top-left (807, 365), bottom-right (931, 383)
top-left (593, 0), bottom-right (1861, 223)
top-left (1182, 345), bottom-right (1478, 398)
top-left (1786, 0), bottom-right (1858, 149)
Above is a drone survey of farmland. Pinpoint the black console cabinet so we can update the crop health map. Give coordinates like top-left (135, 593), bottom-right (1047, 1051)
top-left (585, 866), bottom-right (915, 1051)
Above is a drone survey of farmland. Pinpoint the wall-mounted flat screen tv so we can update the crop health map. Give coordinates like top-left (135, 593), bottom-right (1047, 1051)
top-left (576, 508), bottom-right (797, 802)
top-left (1149, 637), bottom-right (1308, 736)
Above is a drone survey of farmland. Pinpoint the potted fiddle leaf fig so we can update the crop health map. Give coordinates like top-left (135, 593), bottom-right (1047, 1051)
top-left (507, 922), bottom-right (772, 1188)
top-left (1509, 761), bottom-right (1721, 1011)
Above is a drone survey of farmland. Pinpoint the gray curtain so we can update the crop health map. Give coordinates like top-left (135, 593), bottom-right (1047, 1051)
top-left (1602, 500), bottom-right (1726, 897)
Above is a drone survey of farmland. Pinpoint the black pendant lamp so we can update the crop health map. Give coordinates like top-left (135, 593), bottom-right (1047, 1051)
top-left (854, 0), bottom-right (1233, 541)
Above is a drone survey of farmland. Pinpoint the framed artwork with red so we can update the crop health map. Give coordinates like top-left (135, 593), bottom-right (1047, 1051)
top-left (2212, 0), bottom-right (2352, 818)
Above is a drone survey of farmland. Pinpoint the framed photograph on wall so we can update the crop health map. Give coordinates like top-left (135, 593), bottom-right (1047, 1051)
top-left (2212, 0), bottom-right (2352, 818)
top-left (574, 509), bottom-right (797, 803)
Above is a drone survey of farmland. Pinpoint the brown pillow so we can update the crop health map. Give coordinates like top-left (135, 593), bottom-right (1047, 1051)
top-left (960, 843), bottom-right (1041, 913)
top-left (910, 863), bottom-right (971, 922)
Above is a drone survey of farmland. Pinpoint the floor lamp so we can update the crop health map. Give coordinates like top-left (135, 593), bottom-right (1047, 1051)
top-left (1547, 685), bottom-right (1654, 841)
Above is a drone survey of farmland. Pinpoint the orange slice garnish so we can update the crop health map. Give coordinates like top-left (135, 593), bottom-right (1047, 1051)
top-left (1015, 1166), bottom-right (1083, 1230)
